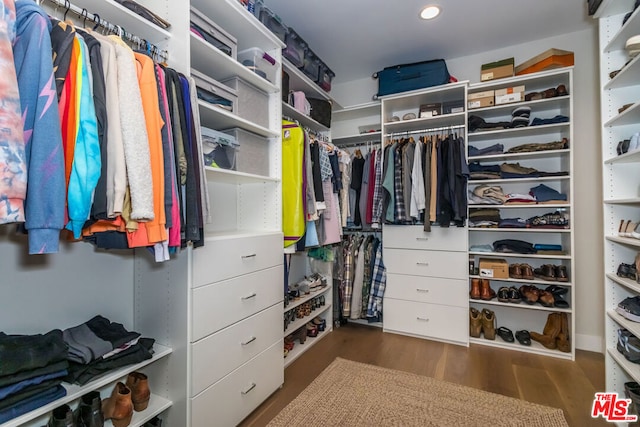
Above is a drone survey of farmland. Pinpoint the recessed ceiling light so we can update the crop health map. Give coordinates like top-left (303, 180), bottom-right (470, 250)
top-left (420, 5), bottom-right (441, 20)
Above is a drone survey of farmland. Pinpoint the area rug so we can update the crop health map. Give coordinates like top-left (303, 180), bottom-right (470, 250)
top-left (267, 358), bottom-right (568, 427)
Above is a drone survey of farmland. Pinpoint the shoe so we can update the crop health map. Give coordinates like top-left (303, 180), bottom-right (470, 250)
top-left (469, 278), bottom-right (481, 299)
top-left (524, 91), bottom-right (543, 102)
top-left (545, 285), bottom-right (568, 296)
top-left (284, 335), bottom-right (295, 351)
top-left (542, 87), bottom-right (558, 98)
top-left (618, 296), bottom-right (640, 322)
top-left (75, 391), bottom-right (104, 427)
top-left (556, 84), bottom-right (568, 97)
top-left (618, 262), bottom-right (637, 279)
top-left (496, 326), bottom-right (514, 343)
top-left (626, 34), bottom-right (640, 58)
top-left (630, 132), bottom-right (640, 152)
top-left (48, 404), bottom-right (74, 427)
top-left (312, 316), bottom-right (326, 331)
top-left (619, 329), bottom-right (633, 354)
top-left (293, 326), bottom-right (307, 344)
top-left (514, 330), bottom-right (530, 346)
top-left (537, 290), bottom-right (555, 307)
top-left (102, 382), bottom-right (133, 427)
top-left (481, 308), bottom-right (496, 340)
top-left (556, 313), bottom-right (571, 353)
top-left (508, 287), bottom-right (521, 303)
top-left (624, 335), bottom-right (640, 363)
top-left (480, 279), bottom-right (496, 301)
top-left (519, 285), bottom-right (539, 304)
top-left (625, 381), bottom-right (640, 423)
top-left (509, 263), bottom-right (523, 279)
top-left (469, 307), bottom-right (482, 338)
top-left (306, 323), bottom-right (318, 337)
top-left (520, 263), bottom-right (534, 280)
top-left (125, 372), bottom-right (150, 412)
top-left (497, 287), bottom-right (510, 303)
top-left (143, 416), bottom-right (162, 427)
top-left (618, 140), bottom-right (631, 155)
top-left (553, 295), bottom-right (570, 309)
top-left (530, 313), bottom-right (562, 349)
top-left (534, 264), bottom-right (556, 281)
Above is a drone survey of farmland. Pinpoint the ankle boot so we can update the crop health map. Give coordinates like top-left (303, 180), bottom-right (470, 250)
top-left (469, 278), bottom-right (481, 299)
top-left (530, 313), bottom-right (562, 349)
top-left (125, 372), bottom-right (151, 412)
top-left (481, 308), bottom-right (496, 340)
top-left (102, 382), bottom-right (133, 427)
top-left (469, 307), bottom-right (482, 338)
top-left (48, 404), bottom-right (74, 427)
top-left (75, 390), bottom-right (104, 427)
top-left (480, 279), bottom-right (495, 301)
top-left (556, 313), bottom-right (571, 353)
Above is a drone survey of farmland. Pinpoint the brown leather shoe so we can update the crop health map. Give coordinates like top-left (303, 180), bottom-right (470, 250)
top-left (556, 84), bottom-right (568, 96)
top-left (519, 285), bottom-right (539, 304)
top-left (125, 372), bottom-right (150, 412)
top-left (469, 278), bottom-right (481, 300)
top-left (480, 279), bottom-right (496, 301)
top-left (102, 382), bottom-right (133, 427)
top-left (534, 264), bottom-right (556, 281)
top-left (509, 263), bottom-right (523, 279)
top-left (469, 307), bottom-right (482, 338)
top-left (481, 308), bottom-right (496, 340)
top-left (554, 265), bottom-right (569, 282)
top-left (556, 313), bottom-right (570, 352)
top-left (530, 313), bottom-right (562, 349)
top-left (537, 290), bottom-right (555, 307)
top-left (520, 263), bottom-right (534, 280)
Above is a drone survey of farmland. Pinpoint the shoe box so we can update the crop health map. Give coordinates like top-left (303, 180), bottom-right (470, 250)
top-left (479, 258), bottom-right (509, 279)
top-left (515, 48), bottom-right (574, 76)
top-left (480, 57), bottom-right (514, 82)
top-left (468, 90), bottom-right (495, 110)
top-left (495, 85), bottom-right (525, 105)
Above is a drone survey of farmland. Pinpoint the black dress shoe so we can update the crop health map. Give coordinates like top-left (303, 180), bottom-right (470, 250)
top-left (508, 287), bottom-right (521, 303)
top-left (497, 287), bottom-right (510, 303)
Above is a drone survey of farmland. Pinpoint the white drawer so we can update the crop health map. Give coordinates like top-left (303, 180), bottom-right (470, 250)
top-left (192, 233), bottom-right (282, 287)
top-left (385, 273), bottom-right (467, 307)
top-left (384, 249), bottom-right (468, 280)
top-left (191, 341), bottom-right (284, 427)
top-left (383, 299), bottom-right (468, 344)
top-left (383, 225), bottom-right (467, 252)
top-left (191, 303), bottom-right (282, 396)
top-left (191, 265), bottom-right (282, 340)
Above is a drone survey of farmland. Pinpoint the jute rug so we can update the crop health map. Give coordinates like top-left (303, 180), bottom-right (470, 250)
top-left (267, 358), bottom-right (569, 427)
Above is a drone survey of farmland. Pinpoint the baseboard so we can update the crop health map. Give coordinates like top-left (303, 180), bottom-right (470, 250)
top-left (575, 333), bottom-right (604, 353)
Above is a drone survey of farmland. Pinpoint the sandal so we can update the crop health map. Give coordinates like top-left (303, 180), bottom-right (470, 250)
top-left (554, 295), bottom-right (570, 308)
top-left (515, 330), bottom-right (531, 346)
top-left (497, 326), bottom-right (514, 343)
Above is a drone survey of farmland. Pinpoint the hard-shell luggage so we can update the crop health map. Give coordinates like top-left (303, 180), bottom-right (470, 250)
top-left (373, 59), bottom-right (451, 99)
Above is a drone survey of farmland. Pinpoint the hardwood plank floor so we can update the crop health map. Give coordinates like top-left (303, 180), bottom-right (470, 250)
top-left (239, 324), bottom-right (607, 427)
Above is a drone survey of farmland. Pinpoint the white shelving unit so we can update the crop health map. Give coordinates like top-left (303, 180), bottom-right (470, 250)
top-left (467, 68), bottom-right (575, 360)
top-left (595, 0), bottom-right (640, 401)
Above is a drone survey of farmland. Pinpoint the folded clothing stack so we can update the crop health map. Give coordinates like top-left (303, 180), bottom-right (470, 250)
top-left (511, 106), bottom-right (531, 128)
top-left (469, 183), bottom-right (568, 205)
top-left (507, 138), bottom-right (569, 154)
top-left (468, 208), bottom-right (501, 227)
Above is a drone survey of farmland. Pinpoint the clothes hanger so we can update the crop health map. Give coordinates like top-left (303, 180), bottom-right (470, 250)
top-left (63, 0), bottom-right (70, 21)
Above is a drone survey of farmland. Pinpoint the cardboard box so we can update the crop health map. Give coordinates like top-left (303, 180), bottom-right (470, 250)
top-left (443, 100), bottom-right (465, 114)
top-left (419, 103), bottom-right (442, 118)
top-left (479, 258), bottom-right (509, 279)
top-left (495, 85), bottom-right (525, 105)
top-left (467, 90), bottom-right (495, 109)
top-left (515, 48), bottom-right (574, 76)
top-left (481, 58), bottom-right (515, 81)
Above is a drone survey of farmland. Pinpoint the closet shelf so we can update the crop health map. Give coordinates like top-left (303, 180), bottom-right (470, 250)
top-left (285, 286), bottom-right (331, 313)
top-left (604, 149), bottom-right (640, 164)
top-left (284, 325), bottom-right (333, 368)
top-left (604, 198), bottom-right (640, 205)
top-left (468, 252), bottom-right (572, 260)
top-left (468, 149), bottom-right (570, 162)
top-left (468, 203), bottom-right (571, 209)
top-left (105, 394), bottom-right (172, 427)
top-left (603, 6), bottom-right (640, 52)
top-left (468, 176), bottom-right (569, 185)
top-left (606, 235), bottom-right (640, 249)
top-left (604, 54), bottom-right (640, 90)
top-left (606, 273), bottom-right (640, 295)
top-left (203, 230), bottom-right (282, 241)
top-left (282, 59), bottom-right (339, 108)
top-left (608, 348), bottom-right (640, 384)
top-left (0, 345), bottom-right (172, 427)
top-left (284, 304), bottom-right (332, 339)
top-left (469, 275), bottom-right (573, 287)
top-left (347, 319), bottom-right (383, 328)
top-left (467, 123), bottom-right (570, 141)
top-left (332, 131), bottom-right (382, 146)
top-left (190, 35), bottom-right (279, 94)
top-left (332, 101), bottom-right (381, 119)
top-left (468, 67), bottom-right (573, 92)
top-left (204, 167), bottom-right (279, 184)
top-left (282, 103), bottom-right (329, 132)
top-left (470, 299), bottom-right (571, 313)
top-left (383, 112), bottom-right (466, 134)
top-left (468, 95), bottom-right (569, 115)
top-left (604, 101), bottom-right (640, 127)
top-left (198, 100), bottom-right (279, 138)
top-left (608, 309), bottom-right (640, 340)
top-left (469, 336), bottom-right (573, 360)
top-left (468, 228), bottom-right (570, 233)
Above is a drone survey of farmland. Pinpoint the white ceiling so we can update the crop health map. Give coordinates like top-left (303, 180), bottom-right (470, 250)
top-left (262, 0), bottom-right (596, 84)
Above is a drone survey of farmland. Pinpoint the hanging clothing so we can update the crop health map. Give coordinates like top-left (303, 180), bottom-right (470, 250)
top-left (350, 154), bottom-right (365, 226)
top-left (282, 120), bottom-right (305, 248)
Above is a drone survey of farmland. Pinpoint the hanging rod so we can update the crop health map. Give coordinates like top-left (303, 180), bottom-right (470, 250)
top-left (333, 140), bottom-right (381, 149)
top-left (384, 124), bottom-right (466, 137)
top-left (41, 0), bottom-right (168, 63)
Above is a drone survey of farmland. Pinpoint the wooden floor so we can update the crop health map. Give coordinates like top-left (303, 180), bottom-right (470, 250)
top-left (239, 324), bottom-right (607, 427)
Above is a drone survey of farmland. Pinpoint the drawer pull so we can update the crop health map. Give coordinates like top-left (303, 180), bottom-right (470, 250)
top-left (241, 336), bottom-right (257, 346)
top-left (241, 293), bottom-right (257, 300)
top-left (416, 288), bottom-right (429, 293)
top-left (242, 254), bottom-right (257, 259)
top-left (417, 317), bottom-right (430, 322)
top-left (241, 382), bottom-right (257, 395)
top-left (416, 237), bottom-right (429, 241)
top-left (416, 262), bottom-right (429, 266)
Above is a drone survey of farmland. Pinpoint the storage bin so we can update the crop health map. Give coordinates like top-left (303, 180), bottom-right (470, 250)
top-left (238, 47), bottom-right (279, 85)
top-left (190, 7), bottom-right (237, 59)
top-left (318, 61), bottom-right (335, 92)
top-left (302, 48), bottom-right (321, 82)
top-left (221, 77), bottom-right (269, 129)
top-left (201, 127), bottom-right (239, 170)
top-left (222, 128), bottom-right (270, 176)
top-left (282, 28), bottom-right (306, 68)
top-left (258, 6), bottom-right (287, 42)
top-left (191, 69), bottom-right (238, 113)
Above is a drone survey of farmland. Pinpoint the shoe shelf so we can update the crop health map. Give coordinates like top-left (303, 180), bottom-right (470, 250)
top-left (347, 318), bottom-right (383, 328)
top-left (607, 273), bottom-right (640, 295)
top-left (468, 95), bottom-right (570, 115)
top-left (469, 203), bottom-right (571, 209)
top-left (469, 274), bottom-right (573, 287)
top-left (604, 101), bottom-right (640, 127)
top-left (468, 251), bottom-right (572, 260)
top-left (468, 176), bottom-right (570, 185)
top-left (285, 286), bottom-right (331, 314)
top-left (198, 100), bottom-right (279, 139)
top-left (469, 336), bottom-right (574, 360)
top-left (470, 299), bottom-right (571, 313)
top-left (603, 5), bottom-right (640, 52)
top-left (104, 394), bottom-right (172, 427)
top-left (0, 344), bottom-right (172, 427)
top-left (468, 149), bottom-right (570, 163)
top-left (383, 112), bottom-right (466, 134)
top-left (605, 197), bottom-right (640, 205)
top-left (608, 348), bottom-right (640, 385)
top-left (605, 53), bottom-right (640, 91)
top-left (204, 166), bottom-right (280, 185)
top-left (608, 309), bottom-right (640, 339)
top-left (606, 235), bottom-right (640, 249)
top-left (467, 123), bottom-right (570, 142)
top-left (468, 228), bottom-right (570, 233)
top-left (284, 303), bottom-right (332, 336)
top-left (284, 324), bottom-right (333, 368)
top-left (604, 148), bottom-right (640, 165)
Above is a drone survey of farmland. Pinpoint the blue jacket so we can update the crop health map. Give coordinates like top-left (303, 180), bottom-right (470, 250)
top-left (13, 1), bottom-right (65, 253)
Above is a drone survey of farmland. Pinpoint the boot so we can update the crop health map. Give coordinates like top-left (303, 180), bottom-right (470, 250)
top-left (143, 416), bottom-right (162, 427)
top-left (102, 382), bottom-right (133, 427)
top-left (480, 279), bottom-right (495, 301)
top-left (481, 308), bottom-right (496, 340)
top-left (48, 404), bottom-right (74, 427)
top-left (75, 391), bottom-right (104, 427)
top-left (556, 313), bottom-right (571, 353)
top-left (125, 372), bottom-right (151, 412)
top-left (469, 278), bottom-right (481, 299)
top-left (530, 313), bottom-right (562, 349)
top-left (469, 307), bottom-right (482, 338)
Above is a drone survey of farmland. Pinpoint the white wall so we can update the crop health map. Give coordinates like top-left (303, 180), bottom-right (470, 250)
top-left (332, 26), bottom-right (604, 353)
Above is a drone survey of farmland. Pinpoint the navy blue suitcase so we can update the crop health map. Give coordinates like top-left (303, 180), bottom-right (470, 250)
top-left (373, 59), bottom-right (451, 99)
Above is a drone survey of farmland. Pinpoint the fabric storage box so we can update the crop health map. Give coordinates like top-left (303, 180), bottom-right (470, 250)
top-left (190, 7), bottom-right (237, 59)
top-left (201, 126), bottom-right (239, 170)
top-left (283, 28), bottom-right (306, 68)
top-left (191, 69), bottom-right (237, 113)
top-left (258, 6), bottom-right (287, 42)
top-left (221, 128), bottom-right (270, 176)
top-left (515, 49), bottom-right (574, 76)
top-left (318, 61), bottom-right (335, 92)
top-left (221, 77), bottom-right (269, 128)
top-left (302, 48), bottom-right (321, 82)
top-left (238, 47), bottom-right (279, 84)
top-left (467, 90), bottom-right (494, 109)
top-left (480, 57), bottom-right (515, 81)
top-left (495, 85), bottom-right (525, 105)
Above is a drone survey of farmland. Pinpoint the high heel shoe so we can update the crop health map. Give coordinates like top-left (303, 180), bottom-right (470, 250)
top-left (125, 372), bottom-right (150, 412)
top-left (102, 382), bottom-right (133, 427)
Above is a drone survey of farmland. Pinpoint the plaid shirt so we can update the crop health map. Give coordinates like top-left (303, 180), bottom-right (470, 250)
top-left (394, 144), bottom-right (407, 222)
top-left (371, 149), bottom-right (384, 227)
top-left (367, 242), bottom-right (386, 319)
top-left (341, 237), bottom-right (355, 317)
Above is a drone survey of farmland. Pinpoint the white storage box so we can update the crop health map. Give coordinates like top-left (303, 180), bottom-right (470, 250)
top-left (238, 47), bottom-right (279, 85)
top-left (190, 7), bottom-right (237, 59)
top-left (222, 128), bottom-right (270, 176)
top-left (191, 69), bottom-right (238, 114)
top-left (221, 77), bottom-right (269, 129)
top-left (201, 127), bottom-right (239, 170)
